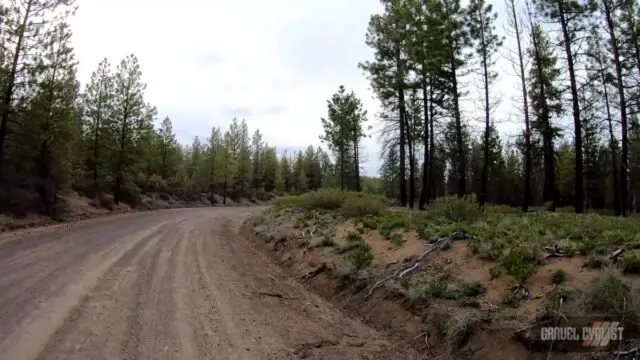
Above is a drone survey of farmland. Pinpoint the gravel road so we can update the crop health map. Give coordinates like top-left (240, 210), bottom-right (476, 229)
top-left (0, 207), bottom-right (415, 360)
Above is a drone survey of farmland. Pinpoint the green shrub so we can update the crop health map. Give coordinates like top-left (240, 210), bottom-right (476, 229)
top-left (377, 211), bottom-right (410, 237)
top-left (489, 266), bottom-right (502, 279)
top-left (551, 269), bottom-right (567, 285)
top-left (346, 231), bottom-right (362, 242)
top-left (461, 281), bottom-right (487, 298)
top-left (620, 252), bottom-right (640, 274)
top-left (499, 245), bottom-right (537, 282)
top-left (336, 242), bottom-right (364, 254)
top-left (118, 182), bottom-right (142, 206)
top-left (432, 194), bottom-right (481, 223)
top-left (272, 189), bottom-right (388, 218)
top-left (249, 214), bottom-right (266, 226)
top-left (586, 272), bottom-right (631, 316)
top-left (543, 285), bottom-right (576, 317)
top-left (389, 233), bottom-right (405, 246)
top-left (361, 216), bottom-right (378, 230)
top-left (459, 297), bottom-right (481, 308)
top-left (313, 236), bottom-right (336, 248)
top-left (345, 242), bottom-right (374, 271)
top-left (426, 278), bottom-right (449, 298)
top-left (341, 194), bottom-right (387, 217)
top-left (583, 255), bottom-right (611, 269)
top-left (445, 315), bottom-right (472, 352)
top-left (601, 229), bottom-right (629, 247)
top-left (405, 265), bottom-right (452, 300)
top-left (272, 188), bottom-right (345, 211)
top-left (484, 204), bottom-right (521, 215)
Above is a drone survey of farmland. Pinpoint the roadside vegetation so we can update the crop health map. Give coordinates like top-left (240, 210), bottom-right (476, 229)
top-left (249, 189), bottom-right (640, 358)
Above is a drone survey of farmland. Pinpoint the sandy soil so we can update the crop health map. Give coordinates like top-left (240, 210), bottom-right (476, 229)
top-left (0, 207), bottom-right (417, 360)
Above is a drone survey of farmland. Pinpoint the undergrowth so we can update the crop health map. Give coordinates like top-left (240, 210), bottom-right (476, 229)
top-left (271, 191), bottom-right (640, 282)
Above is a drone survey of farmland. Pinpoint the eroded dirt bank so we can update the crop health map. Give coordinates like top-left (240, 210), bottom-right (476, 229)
top-left (0, 206), bottom-right (416, 360)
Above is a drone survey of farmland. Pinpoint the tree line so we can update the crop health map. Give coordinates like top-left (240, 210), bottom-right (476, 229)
top-left (321, 0), bottom-right (640, 215)
top-left (0, 0), bottom-right (339, 216)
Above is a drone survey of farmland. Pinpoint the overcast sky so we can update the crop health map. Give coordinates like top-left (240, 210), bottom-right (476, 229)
top-left (69, 0), bottom-right (524, 177)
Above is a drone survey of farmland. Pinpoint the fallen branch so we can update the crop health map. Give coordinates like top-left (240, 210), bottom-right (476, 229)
top-left (610, 248), bottom-right (625, 261)
top-left (301, 263), bottom-right (328, 280)
top-left (398, 262), bottom-right (421, 279)
top-left (543, 252), bottom-right (573, 259)
top-left (257, 291), bottom-right (285, 299)
top-left (614, 347), bottom-right (639, 356)
top-left (365, 238), bottom-right (447, 299)
top-left (366, 274), bottom-right (396, 298)
top-left (414, 332), bottom-right (429, 349)
top-left (543, 245), bottom-right (573, 259)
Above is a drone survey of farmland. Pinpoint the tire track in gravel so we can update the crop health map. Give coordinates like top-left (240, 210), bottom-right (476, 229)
top-left (35, 219), bottom-right (188, 360)
top-left (0, 220), bottom-right (173, 360)
top-left (172, 221), bottom-right (200, 360)
top-left (184, 225), bottom-right (240, 360)
top-left (122, 218), bottom-right (187, 360)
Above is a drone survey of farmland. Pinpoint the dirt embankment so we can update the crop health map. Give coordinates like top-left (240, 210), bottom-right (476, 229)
top-left (243, 208), bottom-right (640, 360)
top-left (0, 189), bottom-right (269, 234)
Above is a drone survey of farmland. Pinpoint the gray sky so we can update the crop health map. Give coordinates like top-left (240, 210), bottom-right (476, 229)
top-left (69, 0), bottom-right (525, 177)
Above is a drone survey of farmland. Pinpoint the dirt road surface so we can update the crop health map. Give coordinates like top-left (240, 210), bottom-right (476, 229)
top-left (0, 207), bottom-right (416, 360)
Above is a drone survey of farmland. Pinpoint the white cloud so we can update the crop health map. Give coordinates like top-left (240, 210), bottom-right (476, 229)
top-left (69, 0), bottom-right (525, 177)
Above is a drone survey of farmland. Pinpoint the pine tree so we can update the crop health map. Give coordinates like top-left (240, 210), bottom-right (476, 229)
top-left (585, 28), bottom-right (621, 213)
top-left (235, 119), bottom-right (251, 195)
top-left (360, 0), bottom-right (412, 206)
top-left (0, 0), bottom-right (77, 178)
top-left (205, 126), bottom-right (221, 203)
top-left (156, 116), bottom-right (179, 182)
top-left (279, 151), bottom-right (292, 192)
top-left (111, 55), bottom-right (146, 204)
top-left (466, 0), bottom-right (502, 206)
top-left (534, 0), bottom-right (592, 212)
top-left (441, 0), bottom-right (471, 198)
top-left (20, 22), bottom-right (78, 214)
top-left (251, 129), bottom-right (263, 190)
top-left (261, 145), bottom-right (278, 192)
top-left (81, 58), bottom-right (114, 192)
top-left (596, 0), bottom-right (631, 214)
top-left (320, 85), bottom-right (367, 191)
top-left (527, 23), bottom-right (563, 210)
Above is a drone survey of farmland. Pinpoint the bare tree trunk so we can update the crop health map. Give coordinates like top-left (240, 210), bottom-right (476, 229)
top-left (451, 54), bottom-right (465, 197)
top-left (397, 46), bottom-right (408, 207)
top-left (480, 28), bottom-right (491, 207)
top-left (404, 99), bottom-right (415, 208)
top-left (604, 82), bottom-right (621, 215)
top-left (419, 74), bottom-right (430, 210)
top-left (558, 5), bottom-right (584, 213)
top-left (354, 138), bottom-right (361, 192)
top-left (508, 0), bottom-right (532, 212)
top-left (603, 0), bottom-right (629, 215)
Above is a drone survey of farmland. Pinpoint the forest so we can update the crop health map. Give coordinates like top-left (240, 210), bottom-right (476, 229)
top-left (0, 0), bottom-right (344, 218)
top-left (2, 0), bottom-right (640, 219)
top-left (332, 0), bottom-right (640, 216)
